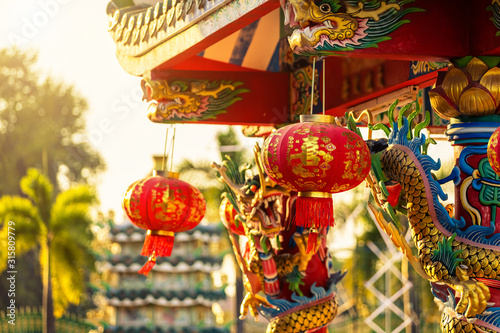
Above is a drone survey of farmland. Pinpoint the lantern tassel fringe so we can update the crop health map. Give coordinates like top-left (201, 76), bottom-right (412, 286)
top-left (295, 197), bottom-right (334, 228)
top-left (141, 234), bottom-right (175, 257)
top-left (306, 231), bottom-right (318, 254)
top-left (139, 253), bottom-right (157, 276)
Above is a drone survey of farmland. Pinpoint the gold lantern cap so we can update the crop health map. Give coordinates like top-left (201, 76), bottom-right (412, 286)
top-left (298, 191), bottom-right (332, 199)
top-left (300, 114), bottom-right (334, 124)
top-left (153, 170), bottom-right (180, 179)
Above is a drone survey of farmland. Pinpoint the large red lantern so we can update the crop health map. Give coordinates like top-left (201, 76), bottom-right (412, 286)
top-left (262, 114), bottom-right (371, 233)
top-left (488, 126), bottom-right (500, 177)
top-left (122, 171), bottom-right (206, 275)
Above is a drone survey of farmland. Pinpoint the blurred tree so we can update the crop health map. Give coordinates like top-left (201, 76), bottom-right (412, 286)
top-left (217, 126), bottom-right (245, 163)
top-left (0, 47), bottom-right (104, 315)
top-left (0, 168), bottom-right (97, 333)
top-left (0, 48), bottom-right (104, 196)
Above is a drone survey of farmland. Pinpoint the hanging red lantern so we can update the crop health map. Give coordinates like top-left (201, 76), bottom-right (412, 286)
top-left (262, 114), bottom-right (371, 238)
top-left (122, 171), bottom-right (206, 275)
top-left (488, 126), bottom-right (500, 177)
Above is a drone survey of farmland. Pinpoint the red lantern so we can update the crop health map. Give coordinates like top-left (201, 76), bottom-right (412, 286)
top-left (488, 126), bottom-right (500, 177)
top-left (122, 171), bottom-right (206, 275)
top-left (262, 114), bottom-right (371, 236)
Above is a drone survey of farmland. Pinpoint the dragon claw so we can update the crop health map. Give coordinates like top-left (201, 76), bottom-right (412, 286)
top-left (240, 292), bottom-right (271, 321)
top-left (452, 266), bottom-right (491, 318)
top-left (292, 232), bottom-right (320, 272)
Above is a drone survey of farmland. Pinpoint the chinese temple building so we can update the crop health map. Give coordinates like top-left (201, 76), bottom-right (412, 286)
top-left (103, 222), bottom-right (228, 333)
top-left (106, 0), bottom-right (500, 332)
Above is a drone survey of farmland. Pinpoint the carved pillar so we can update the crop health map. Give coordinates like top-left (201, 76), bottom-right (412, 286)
top-left (429, 57), bottom-right (500, 230)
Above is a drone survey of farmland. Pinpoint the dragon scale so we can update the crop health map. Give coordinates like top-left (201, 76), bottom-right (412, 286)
top-left (381, 146), bottom-right (500, 284)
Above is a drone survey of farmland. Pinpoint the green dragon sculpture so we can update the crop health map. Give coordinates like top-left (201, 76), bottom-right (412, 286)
top-left (280, 0), bottom-right (424, 55)
top-left (356, 104), bottom-right (498, 332)
top-left (348, 56), bottom-right (500, 332)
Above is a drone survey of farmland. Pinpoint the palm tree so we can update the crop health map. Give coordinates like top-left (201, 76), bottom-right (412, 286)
top-left (0, 168), bottom-right (97, 333)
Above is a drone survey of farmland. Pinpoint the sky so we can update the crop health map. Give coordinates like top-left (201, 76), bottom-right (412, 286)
top-left (0, 0), bottom-right (260, 221)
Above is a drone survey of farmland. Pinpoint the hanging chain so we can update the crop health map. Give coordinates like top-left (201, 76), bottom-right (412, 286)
top-left (310, 57), bottom-right (317, 115)
top-left (161, 124), bottom-right (177, 173)
top-left (169, 125), bottom-right (176, 173)
top-left (162, 127), bottom-right (169, 172)
top-left (322, 58), bottom-right (326, 115)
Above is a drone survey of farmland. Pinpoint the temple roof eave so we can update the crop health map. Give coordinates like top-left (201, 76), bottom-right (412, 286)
top-left (108, 0), bottom-right (279, 74)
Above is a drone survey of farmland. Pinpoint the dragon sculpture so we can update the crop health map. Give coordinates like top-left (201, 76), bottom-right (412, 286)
top-left (280, 0), bottom-right (424, 55)
top-left (211, 146), bottom-right (344, 333)
top-left (356, 57), bottom-right (500, 332)
top-left (142, 76), bottom-right (248, 122)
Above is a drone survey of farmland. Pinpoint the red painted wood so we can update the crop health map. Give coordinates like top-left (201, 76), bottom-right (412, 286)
top-left (318, 57), bottom-right (446, 117)
top-left (470, 0), bottom-right (500, 56)
top-left (150, 58), bottom-right (446, 125)
top-left (167, 56), bottom-right (261, 72)
top-left (150, 69), bottom-right (290, 125)
top-left (326, 71), bottom-right (443, 117)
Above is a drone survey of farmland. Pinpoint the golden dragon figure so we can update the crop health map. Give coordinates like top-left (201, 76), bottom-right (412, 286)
top-left (356, 56), bottom-right (500, 332)
top-left (212, 145), bottom-right (344, 333)
top-left (280, 0), bottom-right (424, 55)
top-left (141, 75), bottom-right (248, 122)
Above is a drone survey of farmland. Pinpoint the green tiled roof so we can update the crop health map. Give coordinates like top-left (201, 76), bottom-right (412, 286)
top-left (106, 288), bottom-right (226, 302)
top-left (103, 326), bottom-right (229, 333)
top-left (110, 223), bottom-right (223, 237)
top-left (107, 254), bottom-right (223, 267)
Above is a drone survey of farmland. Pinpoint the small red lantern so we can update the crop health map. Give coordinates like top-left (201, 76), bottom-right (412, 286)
top-left (262, 114), bottom-right (370, 237)
top-left (122, 171), bottom-right (206, 275)
top-left (488, 126), bottom-right (500, 177)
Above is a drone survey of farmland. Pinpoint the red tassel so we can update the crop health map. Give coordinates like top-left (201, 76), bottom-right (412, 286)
top-left (295, 196), bottom-right (333, 228)
top-left (306, 230), bottom-right (318, 254)
top-left (141, 233), bottom-right (174, 257)
top-left (138, 253), bottom-right (156, 276)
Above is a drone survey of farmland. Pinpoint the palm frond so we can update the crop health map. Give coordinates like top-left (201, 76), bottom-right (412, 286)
top-left (50, 203), bottom-right (94, 236)
top-left (50, 235), bottom-right (94, 317)
top-left (50, 186), bottom-right (96, 230)
top-left (20, 168), bottom-right (53, 223)
top-left (52, 185), bottom-right (96, 208)
top-left (0, 196), bottom-right (43, 272)
top-left (51, 266), bottom-right (84, 317)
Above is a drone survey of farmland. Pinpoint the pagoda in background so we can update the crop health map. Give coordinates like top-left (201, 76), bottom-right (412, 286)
top-left (102, 221), bottom-right (229, 333)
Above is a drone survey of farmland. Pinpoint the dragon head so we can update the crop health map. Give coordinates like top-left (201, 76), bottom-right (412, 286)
top-left (142, 77), bottom-right (240, 121)
top-left (283, 0), bottom-right (358, 51)
top-left (142, 78), bottom-right (206, 119)
top-left (212, 145), bottom-right (293, 239)
top-left (281, 0), bottom-right (403, 54)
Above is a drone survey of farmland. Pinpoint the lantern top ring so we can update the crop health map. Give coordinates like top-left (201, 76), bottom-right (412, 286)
top-left (300, 114), bottom-right (334, 124)
top-left (147, 230), bottom-right (176, 237)
top-left (152, 170), bottom-right (180, 179)
top-left (298, 191), bottom-right (332, 199)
